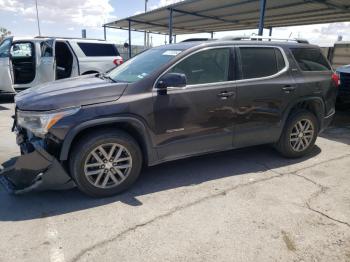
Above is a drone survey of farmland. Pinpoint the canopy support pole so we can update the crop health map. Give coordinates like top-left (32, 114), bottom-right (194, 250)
top-left (103, 25), bottom-right (106, 40)
top-left (258, 0), bottom-right (267, 36)
top-left (169, 8), bottom-right (173, 44)
top-left (128, 19), bottom-right (132, 59)
top-left (210, 32), bottom-right (214, 39)
top-left (269, 27), bottom-right (273, 36)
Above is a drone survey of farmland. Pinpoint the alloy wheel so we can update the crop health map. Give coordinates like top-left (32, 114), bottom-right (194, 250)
top-left (83, 143), bottom-right (132, 189)
top-left (289, 119), bottom-right (315, 152)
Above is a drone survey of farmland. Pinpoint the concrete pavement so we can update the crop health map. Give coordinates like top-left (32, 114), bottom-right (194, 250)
top-left (0, 99), bottom-right (349, 262)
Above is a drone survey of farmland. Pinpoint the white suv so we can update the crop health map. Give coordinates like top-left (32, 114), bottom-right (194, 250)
top-left (0, 36), bottom-right (123, 94)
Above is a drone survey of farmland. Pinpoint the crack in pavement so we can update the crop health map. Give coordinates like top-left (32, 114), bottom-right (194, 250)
top-left (71, 153), bottom-right (350, 262)
top-left (306, 202), bottom-right (350, 228)
top-left (70, 174), bottom-right (283, 262)
top-left (261, 154), bottom-right (350, 229)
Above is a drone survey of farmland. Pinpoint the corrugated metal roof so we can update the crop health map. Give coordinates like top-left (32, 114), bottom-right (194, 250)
top-left (104, 0), bottom-right (350, 35)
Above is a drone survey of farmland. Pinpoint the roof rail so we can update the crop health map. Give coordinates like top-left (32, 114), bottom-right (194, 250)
top-left (181, 38), bottom-right (214, 42)
top-left (220, 35), bottom-right (309, 44)
top-left (34, 36), bottom-right (106, 41)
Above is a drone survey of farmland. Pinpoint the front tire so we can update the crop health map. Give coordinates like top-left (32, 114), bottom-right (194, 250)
top-left (70, 129), bottom-right (142, 197)
top-left (276, 110), bottom-right (319, 158)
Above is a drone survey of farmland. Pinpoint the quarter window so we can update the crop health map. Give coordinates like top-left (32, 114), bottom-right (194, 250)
top-left (169, 48), bottom-right (230, 85)
top-left (77, 43), bottom-right (120, 57)
top-left (239, 47), bottom-right (286, 79)
top-left (291, 48), bottom-right (331, 71)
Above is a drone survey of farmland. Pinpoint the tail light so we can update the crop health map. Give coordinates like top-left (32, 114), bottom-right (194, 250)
top-left (332, 72), bottom-right (340, 88)
top-left (113, 56), bottom-right (124, 66)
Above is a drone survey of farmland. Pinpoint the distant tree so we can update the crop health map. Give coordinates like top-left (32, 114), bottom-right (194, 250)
top-left (0, 27), bottom-right (11, 41)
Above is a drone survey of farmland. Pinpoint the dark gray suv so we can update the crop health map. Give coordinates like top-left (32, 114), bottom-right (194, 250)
top-left (0, 39), bottom-right (338, 197)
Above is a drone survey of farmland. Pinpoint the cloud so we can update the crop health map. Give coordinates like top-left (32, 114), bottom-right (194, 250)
top-left (135, 0), bottom-right (183, 15)
top-left (0, 0), bottom-right (115, 28)
top-left (319, 22), bottom-right (350, 37)
top-left (150, 0), bottom-right (184, 10)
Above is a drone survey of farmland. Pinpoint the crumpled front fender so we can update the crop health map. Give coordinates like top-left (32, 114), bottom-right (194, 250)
top-left (0, 148), bottom-right (75, 194)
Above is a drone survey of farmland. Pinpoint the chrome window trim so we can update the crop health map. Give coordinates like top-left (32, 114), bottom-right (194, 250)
top-left (289, 47), bottom-right (333, 73)
top-left (235, 45), bottom-right (289, 83)
top-left (153, 45), bottom-right (290, 91)
top-left (152, 46), bottom-right (233, 91)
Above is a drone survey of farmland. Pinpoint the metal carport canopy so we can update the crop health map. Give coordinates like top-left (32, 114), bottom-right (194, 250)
top-left (104, 0), bottom-right (350, 35)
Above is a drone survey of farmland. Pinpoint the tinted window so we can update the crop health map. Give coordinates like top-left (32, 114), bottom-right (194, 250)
top-left (239, 47), bottom-right (285, 79)
top-left (169, 48), bottom-right (230, 85)
top-left (291, 48), bottom-right (331, 71)
top-left (77, 43), bottom-right (120, 56)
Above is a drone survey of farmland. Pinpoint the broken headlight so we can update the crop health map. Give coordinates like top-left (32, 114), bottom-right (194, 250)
top-left (17, 107), bottom-right (80, 138)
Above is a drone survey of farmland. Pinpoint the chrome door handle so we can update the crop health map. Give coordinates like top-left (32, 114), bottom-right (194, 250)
top-left (282, 85), bottom-right (296, 92)
top-left (217, 91), bottom-right (235, 99)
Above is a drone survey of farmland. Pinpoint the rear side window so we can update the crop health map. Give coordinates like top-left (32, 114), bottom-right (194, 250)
top-left (239, 47), bottom-right (286, 79)
top-left (291, 48), bottom-right (331, 71)
top-left (77, 43), bottom-right (120, 57)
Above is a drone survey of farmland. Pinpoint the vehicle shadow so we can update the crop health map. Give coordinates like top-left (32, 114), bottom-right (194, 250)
top-left (0, 144), bottom-right (321, 221)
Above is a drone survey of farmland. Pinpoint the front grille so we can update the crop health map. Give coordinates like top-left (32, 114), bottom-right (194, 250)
top-left (340, 72), bottom-right (350, 93)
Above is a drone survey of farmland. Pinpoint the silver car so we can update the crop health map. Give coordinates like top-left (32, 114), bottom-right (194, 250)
top-left (0, 36), bottom-right (123, 94)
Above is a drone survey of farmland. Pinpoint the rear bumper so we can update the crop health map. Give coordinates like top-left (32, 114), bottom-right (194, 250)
top-left (0, 147), bottom-right (75, 194)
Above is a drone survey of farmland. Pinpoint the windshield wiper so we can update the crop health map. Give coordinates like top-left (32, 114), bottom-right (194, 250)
top-left (97, 73), bottom-right (116, 83)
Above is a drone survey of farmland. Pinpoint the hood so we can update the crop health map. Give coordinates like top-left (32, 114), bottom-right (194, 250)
top-left (15, 75), bottom-right (128, 111)
top-left (337, 65), bottom-right (350, 74)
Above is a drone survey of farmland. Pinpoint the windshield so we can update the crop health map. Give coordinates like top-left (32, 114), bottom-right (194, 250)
top-left (107, 48), bottom-right (182, 83)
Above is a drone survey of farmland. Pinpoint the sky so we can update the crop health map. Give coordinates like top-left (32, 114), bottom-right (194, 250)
top-left (0, 0), bottom-right (350, 47)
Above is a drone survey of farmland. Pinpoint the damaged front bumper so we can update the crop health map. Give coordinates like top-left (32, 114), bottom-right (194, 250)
top-left (0, 146), bottom-right (75, 194)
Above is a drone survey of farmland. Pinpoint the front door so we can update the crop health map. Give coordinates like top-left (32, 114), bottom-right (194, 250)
top-left (0, 37), bottom-right (14, 93)
top-left (153, 47), bottom-right (236, 161)
top-left (234, 46), bottom-right (297, 148)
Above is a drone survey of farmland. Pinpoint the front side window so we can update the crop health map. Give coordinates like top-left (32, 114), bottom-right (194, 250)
top-left (107, 48), bottom-right (182, 83)
top-left (78, 43), bottom-right (120, 57)
top-left (169, 48), bottom-right (230, 85)
top-left (0, 38), bottom-right (12, 58)
top-left (239, 47), bottom-right (286, 79)
top-left (10, 42), bottom-right (33, 58)
top-left (291, 48), bottom-right (331, 71)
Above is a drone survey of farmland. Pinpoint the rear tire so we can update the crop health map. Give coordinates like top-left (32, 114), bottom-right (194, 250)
top-left (69, 129), bottom-right (142, 197)
top-left (275, 110), bottom-right (319, 158)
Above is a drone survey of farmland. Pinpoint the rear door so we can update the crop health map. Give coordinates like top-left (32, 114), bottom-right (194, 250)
top-left (290, 47), bottom-right (335, 116)
top-left (0, 37), bottom-right (14, 93)
top-left (234, 45), bottom-right (297, 148)
top-left (153, 47), bottom-right (237, 161)
top-left (37, 38), bottom-right (56, 83)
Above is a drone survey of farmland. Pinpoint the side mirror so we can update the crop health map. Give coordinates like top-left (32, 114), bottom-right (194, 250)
top-left (156, 73), bottom-right (187, 95)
